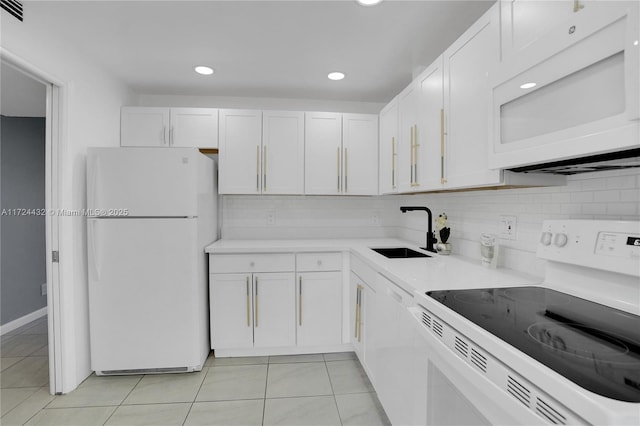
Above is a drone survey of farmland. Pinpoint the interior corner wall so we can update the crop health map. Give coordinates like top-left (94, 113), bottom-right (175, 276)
top-left (0, 116), bottom-right (47, 325)
top-left (2, 14), bottom-right (134, 392)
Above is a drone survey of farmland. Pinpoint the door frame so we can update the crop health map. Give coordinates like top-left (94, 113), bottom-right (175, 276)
top-left (1, 50), bottom-right (65, 394)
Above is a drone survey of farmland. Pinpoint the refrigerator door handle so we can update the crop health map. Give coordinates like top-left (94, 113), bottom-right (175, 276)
top-left (89, 156), bottom-right (99, 211)
top-left (89, 220), bottom-right (102, 281)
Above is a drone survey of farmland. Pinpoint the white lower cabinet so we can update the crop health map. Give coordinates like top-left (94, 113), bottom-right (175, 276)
top-left (210, 272), bottom-right (296, 349)
top-left (209, 252), bottom-right (344, 354)
top-left (296, 271), bottom-right (342, 346)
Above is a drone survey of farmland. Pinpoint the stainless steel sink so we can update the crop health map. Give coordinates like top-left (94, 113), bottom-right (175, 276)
top-left (371, 247), bottom-right (431, 259)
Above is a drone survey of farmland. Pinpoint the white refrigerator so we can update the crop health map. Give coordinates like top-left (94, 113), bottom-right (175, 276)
top-left (86, 147), bottom-right (217, 375)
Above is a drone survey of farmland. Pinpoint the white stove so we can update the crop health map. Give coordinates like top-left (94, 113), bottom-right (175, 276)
top-left (412, 220), bottom-right (640, 425)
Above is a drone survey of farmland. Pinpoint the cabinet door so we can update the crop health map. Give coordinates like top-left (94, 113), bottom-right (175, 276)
top-left (253, 273), bottom-right (296, 348)
top-left (342, 114), bottom-right (378, 195)
top-left (304, 112), bottom-right (343, 195)
top-left (210, 273), bottom-right (253, 349)
top-left (219, 109), bottom-right (263, 194)
top-left (379, 98), bottom-right (399, 194)
top-left (443, 6), bottom-right (501, 188)
top-left (397, 83), bottom-right (418, 192)
top-left (121, 107), bottom-right (169, 147)
top-left (170, 108), bottom-right (218, 148)
top-left (416, 57), bottom-right (445, 190)
top-left (262, 111), bottom-right (304, 194)
top-left (297, 272), bottom-right (343, 346)
top-left (349, 272), bottom-right (365, 359)
top-left (500, 0), bottom-right (577, 61)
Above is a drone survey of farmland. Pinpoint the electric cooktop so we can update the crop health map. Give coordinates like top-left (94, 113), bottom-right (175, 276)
top-left (427, 286), bottom-right (640, 402)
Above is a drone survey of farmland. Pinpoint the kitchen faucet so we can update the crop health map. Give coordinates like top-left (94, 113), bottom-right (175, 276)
top-left (400, 206), bottom-right (437, 253)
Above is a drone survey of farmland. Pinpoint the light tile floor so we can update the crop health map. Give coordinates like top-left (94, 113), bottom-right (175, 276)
top-left (1, 317), bottom-right (390, 425)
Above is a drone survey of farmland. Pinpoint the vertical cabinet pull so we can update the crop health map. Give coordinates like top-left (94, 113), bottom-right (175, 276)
top-left (162, 126), bottom-right (167, 145)
top-left (254, 277), bottom-right (259, 327)
top-left (263, 145), bottom-right (267, 192)
top-left (440, 109), bottom-right (447, 185)
top-left (409, 126), bottom-right (414, 185)
top-left (391, 137), bottom-right (396, 189)
top-left (299, 276), bottom-right (303, 326)
top-left (337, 147), bottom-right (341, 192)
top-left (246, 276), bottom-right (251, 327)
top-left (354, 286), bottom-right (360, 339)
top-left (344, 148), bottom-right (348, 193)
top-left (256, 145), bottom-right (260, 192)
top-left (411, 125), bottom-right (420, 187)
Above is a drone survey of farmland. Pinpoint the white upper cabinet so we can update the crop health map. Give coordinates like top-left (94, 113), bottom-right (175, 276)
top-left (121, 107), bottom-right (170, 147)
top-left (304, 112), bottom-right (343, 195)
top-left (219, 110), bottom-right (304, 195)
top-left (262, 111), bottom-right (305, 195)
top-left (415, 56), bottom-right (445, 190)
top-left (442, 5), bottom-right (502, 188)
top-left (397, 83), bottom-right (419, 193)
top-left (305, 112), bottom-right (378, 195)
top-left (170, 108), bottom-right (218, 148)
top-left (219, 109), bottom-right (263, 194)
top-left (121, 107), bottom-right (218, 148)
top-left (500, 0), bottom-right (577, 60)
top-left (379, 98), bottom-right (399, 194)
top-left (342, 114), bottom-right (379, 195)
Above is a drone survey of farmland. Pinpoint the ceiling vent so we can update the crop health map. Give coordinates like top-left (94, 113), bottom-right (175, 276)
top-left (1, 0), bottom-right (23, 22)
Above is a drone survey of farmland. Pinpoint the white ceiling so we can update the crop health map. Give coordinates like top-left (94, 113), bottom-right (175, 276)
top-left (21, 0), bottom-right (494, 103)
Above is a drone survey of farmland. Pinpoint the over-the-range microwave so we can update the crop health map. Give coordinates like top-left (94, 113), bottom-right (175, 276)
top-left (488, 2), bottom-right (639, 170)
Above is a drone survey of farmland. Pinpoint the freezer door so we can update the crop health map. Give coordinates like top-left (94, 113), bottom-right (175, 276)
top-left (87, 147), bottom-right (200, 217)
top-left (88, 218), bottom-right (204, 371)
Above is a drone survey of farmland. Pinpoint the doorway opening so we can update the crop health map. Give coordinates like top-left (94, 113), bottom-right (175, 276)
top-left (0, 56), bottom-right (63, 395)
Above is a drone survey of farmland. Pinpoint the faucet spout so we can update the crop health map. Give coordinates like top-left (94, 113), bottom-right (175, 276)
top-left (400, 206), bottom-right (437, 253)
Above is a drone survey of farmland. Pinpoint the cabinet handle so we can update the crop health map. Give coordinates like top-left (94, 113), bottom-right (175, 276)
top-left (337, 147), bottom-right (341, 192)
top-left (256, 145), bottom-right (260, 192)
top-left (354, 286), bottom-right (360, 339)
top-left (391, 137), bottom-right (396, 189)
top-left (254, 277), bottom-right (259, 327)
top-left (573, 0), bottom-right (584, 12)
top-left (344, 148), bottom-right (348, 193)
top-left (169, 126), bottom-right (174, 146)
top-left (263, 145), bottom-right (267, 192)
top-left (357, 285), bottom-right (364, 342)
top-left (299, 276), bottom-right (303, 326)
top-left (440, 109), bottom-right (447, 185)
top-left (162, 126), bottom-right (167, 145)
top-left (246, 276), bottom-right (251, 327)
top-left (412, 125), bottom-right (420, 187)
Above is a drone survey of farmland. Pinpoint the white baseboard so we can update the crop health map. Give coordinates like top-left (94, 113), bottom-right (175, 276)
top-left (0, 307), bottom-right (47, 336)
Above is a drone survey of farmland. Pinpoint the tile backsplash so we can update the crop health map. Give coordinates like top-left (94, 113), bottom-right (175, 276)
top-left (221, 169), bottom-right (640, 277)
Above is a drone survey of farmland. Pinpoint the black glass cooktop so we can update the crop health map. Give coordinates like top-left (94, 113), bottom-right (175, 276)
top-left (427, 286), bottom-right (640, 402)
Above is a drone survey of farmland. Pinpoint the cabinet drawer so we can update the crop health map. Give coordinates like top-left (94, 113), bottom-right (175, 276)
top-left (209, 253), bottom-right (295, 273)
top-left (296, 252), bottom-right (342, 272)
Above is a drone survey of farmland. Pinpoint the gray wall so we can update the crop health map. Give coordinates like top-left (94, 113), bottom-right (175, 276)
top-left (1, 115), bottom-right (47, 325)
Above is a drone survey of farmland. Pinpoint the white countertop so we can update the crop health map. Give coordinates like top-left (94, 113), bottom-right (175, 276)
top-left (206, 238), bottom-right (542, 295)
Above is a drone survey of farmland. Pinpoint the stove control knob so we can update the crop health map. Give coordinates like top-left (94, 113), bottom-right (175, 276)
top-left (554, 233), bottom-right (568, 247)
top-left (540, 232), bottom-right (552, 246)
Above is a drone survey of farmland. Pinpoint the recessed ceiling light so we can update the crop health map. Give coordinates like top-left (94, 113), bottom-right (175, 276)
top-left (520, 82), bottom-right (537, 89)
top-left (328, 72), bottom-right (346, 81)
top-left (194, 66), bottom-right (214, 75)
top-left (357, 0), bottom-right (383, 6)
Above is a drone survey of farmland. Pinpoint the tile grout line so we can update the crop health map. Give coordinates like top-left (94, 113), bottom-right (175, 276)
top-left (323, 358), bottom-right (344, 426)
top-left (262, 362), bottom-right (270, 426)
top-left (182, 366), bottom-right (210, 426)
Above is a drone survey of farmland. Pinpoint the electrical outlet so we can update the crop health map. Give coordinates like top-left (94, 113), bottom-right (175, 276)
top-left (41, 283), bottom-right (47, 296)
top-left (371, 213), bottom-right (379, 225)
top-left (266, 211), bottom-right (276, 226)
top-left (499, 215), bottom-right (517, 240)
